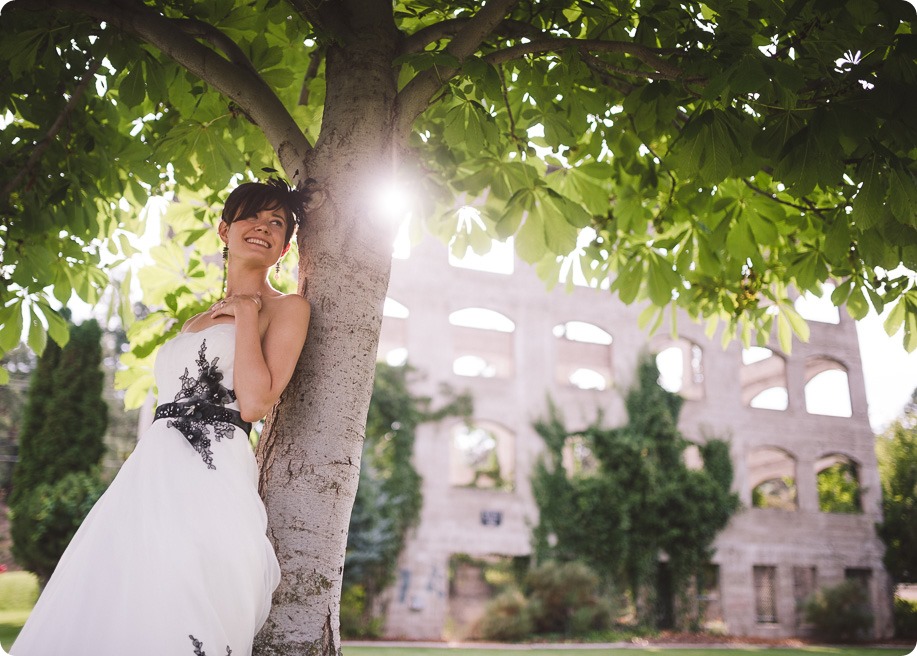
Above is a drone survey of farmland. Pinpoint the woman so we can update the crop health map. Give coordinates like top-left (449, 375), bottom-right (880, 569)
top-left (11, 178), bottom-right (310, 656)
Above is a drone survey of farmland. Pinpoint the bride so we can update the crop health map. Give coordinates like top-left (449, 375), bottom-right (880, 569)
top-left (10, 178), bottom-right (310, 656)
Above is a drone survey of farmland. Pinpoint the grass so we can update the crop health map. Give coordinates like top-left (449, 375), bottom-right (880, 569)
top-left (342, 649), bottom-right (907, 656)
top-left (0, 571), bottom-right (38, 650)
top-left (0, 572), bottom-right (909, 656)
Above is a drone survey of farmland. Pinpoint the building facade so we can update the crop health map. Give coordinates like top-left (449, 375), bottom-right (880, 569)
top-left (376, 235), bottom-right (892, 639)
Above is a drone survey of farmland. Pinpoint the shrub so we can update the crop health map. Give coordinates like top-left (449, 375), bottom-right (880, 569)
top-left (10, 471), bottom-right (107, 585)
top-left (570, 596), bottom-right (614, 634)
top-left (478, 589), bottom-right (533, 641)
top-left (339, 584), bottom-right (382, 638)
top-left (524, 560), bottom-right (611, 635)
top-left (803, 580), bottom-right (873, 641)
top-left (894, 597), bottom-right (917, 639)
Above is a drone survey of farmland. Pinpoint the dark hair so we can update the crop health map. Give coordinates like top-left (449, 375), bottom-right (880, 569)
top-left (220, 177), bottom-right (308, 245)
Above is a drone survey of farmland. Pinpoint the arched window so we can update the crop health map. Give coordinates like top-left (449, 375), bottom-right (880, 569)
top-left (749, 447), bottom-right (798, 511)
top-left (749, 387), bottom-right (789, 411)
top-left (553, 320), bottom-right (613, 390)
top-left (683, 443), bottom-right (703, 471)
top-left (450, 422), bottom-right (515, 491)
top-left (805, 357), bottom-right (852, 417)
top-left (568, 368), bottom-right (607, 391)
top-left (741, 348), bottom-right (788, 410)
top-left (450, 308), bottom-right (515, 379)
top-left (652, 336), bottom-right (705, 400)
top-left (379, 296), bottom-right (409, 366)
top-left (815, 454), bottom-right (861, 513)
top-left (450, 308), bottom-right (515, 332)
top-left (453, 355), bottom-right (495, 378)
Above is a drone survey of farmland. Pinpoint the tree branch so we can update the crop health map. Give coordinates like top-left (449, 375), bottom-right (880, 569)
top-left (399, 17), bottom-right (545, 55)
top-left (742, 179), bottom-right (839, 215)
top-left (2, 58), bottom-right (102, 203)
top-left (174, 18), bottom-right (259, 76)
top-left (484, 38), bottom-right (689, 81)
top-left (394, 0), bottom-right (520, 140)
top-left (27, 0), bottom-right (313, 177)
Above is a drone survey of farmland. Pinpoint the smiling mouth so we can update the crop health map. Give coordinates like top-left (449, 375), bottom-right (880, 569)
top-left (245, 237), bottom-right (271, 248)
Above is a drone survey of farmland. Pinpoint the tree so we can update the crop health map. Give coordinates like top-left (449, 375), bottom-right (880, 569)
top-left (532, 356), bottom-right (739, 626)
top-left (9, 319), bottom-right (108, 584)
top-left (342, 362), bottom-right (470, 635)
top-left (876, 388), bottom-right (917, 583)
top-left (9, 319), bottom-right (108, 506)
top-left (10, 471), bottom-right (108, 587)
top-left (1, 0), bottom-right (915, 649)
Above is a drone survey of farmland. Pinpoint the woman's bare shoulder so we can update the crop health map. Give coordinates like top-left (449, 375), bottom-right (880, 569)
top-left (267, 293), bottom-right (311, 328)
top-left (179, 311), bottom-right (211, 333)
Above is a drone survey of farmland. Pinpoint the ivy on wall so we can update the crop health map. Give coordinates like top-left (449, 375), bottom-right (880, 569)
top-left (532, 355), bottom-right (739, 626)
top-left (342, 362), bottom-right (471, 635)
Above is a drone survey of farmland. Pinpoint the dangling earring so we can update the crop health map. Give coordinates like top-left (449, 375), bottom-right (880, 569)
top-left (274, 260), bottom-right (281, 280)
top-left (222, 245), bottom-right (229, 294)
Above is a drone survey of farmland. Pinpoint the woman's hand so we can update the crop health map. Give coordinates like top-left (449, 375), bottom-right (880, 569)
top-left (209, 293), bottom-right (262, 319)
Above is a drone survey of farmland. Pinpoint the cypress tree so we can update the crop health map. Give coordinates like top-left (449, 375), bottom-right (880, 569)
top-left (9, 318), bottom-right (109, 582)
top-left (8, 338), bottom-right (62, 508)
top-left (11, 319), bottom-right (107, 503)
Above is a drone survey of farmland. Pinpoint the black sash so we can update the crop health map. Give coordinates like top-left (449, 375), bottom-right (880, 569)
top-left (153, 400), bottom-right (252, 435)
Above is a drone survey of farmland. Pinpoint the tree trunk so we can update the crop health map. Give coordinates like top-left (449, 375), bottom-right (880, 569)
top-left (255, 14), bottom-right (400, 654)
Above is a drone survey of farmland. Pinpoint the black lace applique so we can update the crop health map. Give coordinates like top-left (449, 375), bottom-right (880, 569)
top-left (189, 634), bottom-right (231, 655)
top-left (167, 340), bottom-right (238, 469)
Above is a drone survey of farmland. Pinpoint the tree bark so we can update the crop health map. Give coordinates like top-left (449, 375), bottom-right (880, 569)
top-left (255, 10), bottom-right (400, 653)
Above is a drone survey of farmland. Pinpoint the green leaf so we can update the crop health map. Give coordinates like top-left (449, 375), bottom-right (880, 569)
top-left (887, 165), bottom-right (917, 227)
top-left (612, 258), bottom-right (645, 305)
top-left (746, 207), bottom-right (779, 245)
top-left (262, 67), bottom-right (296, 90)
top-left (118, 64), bottom-right (146, 108)
top-left (646, 254), bottom-right (679, 306)
top-left (27, 305), bottom-right (47, 355)
top-left (515, 210), bottom-right (548, 263)
top-left (831, 280), bottom-right (853, 306)
top-left (852, 156), bottom-right (889, 232)
top-left (725, 214), bottom-right (756, 262)
top-left (780, 303), bottom-right (810, 343)
top-left (38, 302), bottom-right (70, 347)
top-left (0, 302), bottom-right (24, 353)
top-left (824, 216), bottom-right (852, 263)
top-left (884, 299), bottom-right (906, 336)
top-left (846, 286), bottom-right (869, 320)
top-left (777, 312), bottom-right (792, 353)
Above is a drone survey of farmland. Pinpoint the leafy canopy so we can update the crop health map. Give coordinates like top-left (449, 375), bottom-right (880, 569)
top-left (1, 0), bottom-right (917, 380)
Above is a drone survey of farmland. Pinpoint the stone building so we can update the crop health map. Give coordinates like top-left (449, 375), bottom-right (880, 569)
top-left (376, 234), bottom-right (892, 639)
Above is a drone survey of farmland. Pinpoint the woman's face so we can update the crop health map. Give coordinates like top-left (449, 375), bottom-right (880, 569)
top-left (220, 204), bottom-right (292, 265)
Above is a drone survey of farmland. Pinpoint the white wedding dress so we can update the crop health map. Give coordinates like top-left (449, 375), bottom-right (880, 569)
top-left (10, 324), bottom-right (280, 656)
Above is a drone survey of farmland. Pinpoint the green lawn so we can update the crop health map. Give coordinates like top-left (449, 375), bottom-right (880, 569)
top-left (342, 648), bottom-right (907, 656)
top-left (0, 571), bottom-right (39, 651)
top-left (0, 572), bottom-right (910, 656)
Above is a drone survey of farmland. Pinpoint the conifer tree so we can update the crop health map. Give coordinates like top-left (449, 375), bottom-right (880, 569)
top-left (11, 319), bottom-right (107, 502)
top-left (9, 318), bottom-right (109, 582)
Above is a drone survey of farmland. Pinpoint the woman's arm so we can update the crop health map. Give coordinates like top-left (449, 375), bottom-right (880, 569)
top-left (215, 294), bottom-right (311, 422)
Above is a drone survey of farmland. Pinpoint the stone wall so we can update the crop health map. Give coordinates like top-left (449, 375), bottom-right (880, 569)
top-left (377, 236), bottom-right (891, 639)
